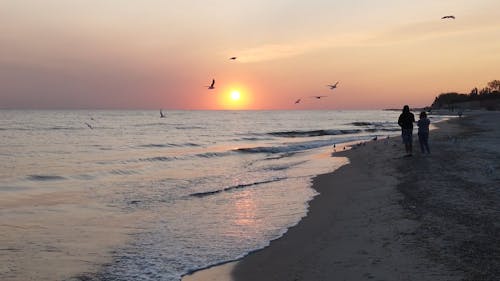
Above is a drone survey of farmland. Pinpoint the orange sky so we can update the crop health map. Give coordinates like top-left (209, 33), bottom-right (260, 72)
top-left (1, 1), bottom-right (499, 110)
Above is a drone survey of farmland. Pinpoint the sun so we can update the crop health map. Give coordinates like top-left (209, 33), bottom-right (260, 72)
top-left (216, 85), bottom-right (251, 109)
top-left (230, 90), bottom-right (241, 101)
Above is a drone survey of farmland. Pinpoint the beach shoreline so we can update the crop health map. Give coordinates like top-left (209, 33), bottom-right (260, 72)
top-left (183, 111), bottom-right (500, 281)
top-left (1, 110), bottom-right (405, 281)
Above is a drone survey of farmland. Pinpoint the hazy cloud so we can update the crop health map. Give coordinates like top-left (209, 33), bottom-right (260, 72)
top-left (366, 17), bottom-right (500, 46)
top-left (232, 33), bottom-right (368, 63)
top-left (233, 16), bottom-right (500, 63)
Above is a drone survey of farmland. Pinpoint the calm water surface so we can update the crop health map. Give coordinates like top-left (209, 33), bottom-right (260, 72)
top-left (1, 110), bottom-right (411, 280)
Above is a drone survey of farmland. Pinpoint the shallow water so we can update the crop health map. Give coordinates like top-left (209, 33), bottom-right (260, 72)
top-left (1, 110), bottom-right (424, 280)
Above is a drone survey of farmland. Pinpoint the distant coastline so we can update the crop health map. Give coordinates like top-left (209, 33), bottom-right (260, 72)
top-left (431, 79), bottom-right (500, 111)
top-left (386, 80), bottom-right (500, 112)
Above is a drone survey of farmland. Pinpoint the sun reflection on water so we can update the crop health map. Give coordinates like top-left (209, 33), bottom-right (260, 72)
top-left (232, 190), bottom-right (258, 228)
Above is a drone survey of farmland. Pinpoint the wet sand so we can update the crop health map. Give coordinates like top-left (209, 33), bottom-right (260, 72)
top-left (184, 111), bottom-right (500, 281)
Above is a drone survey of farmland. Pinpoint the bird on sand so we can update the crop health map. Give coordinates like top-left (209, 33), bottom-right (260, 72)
top-left (441, 15), bottom-right (455, 19)
top-left (206, 79), bottom-right (215, 89)
top-left (327, 81), bottom-right (339, 90)
top-left (229, 57), bottom-right (237, 60)
top-left (160, 109), bottom-right (165, 118)
top-left (295, 98), bottom-right (301, 104)
top-left (311, 95), bottom-right (327, 99)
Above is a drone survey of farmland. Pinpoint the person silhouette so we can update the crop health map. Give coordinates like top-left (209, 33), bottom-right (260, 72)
top-left (398, 105), bottom-right (415, 157)
top-left (417, 111), bottom-right (431, 154)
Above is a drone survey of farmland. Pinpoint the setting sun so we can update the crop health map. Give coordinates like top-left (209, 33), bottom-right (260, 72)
top-left (216, 85), bottom-right (252, 110)
top-left (230, 90), bottom-right (241, 101)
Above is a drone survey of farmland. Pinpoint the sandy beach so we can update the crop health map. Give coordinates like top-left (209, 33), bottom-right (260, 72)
top-left (184, 111), bottom-right (500, 281)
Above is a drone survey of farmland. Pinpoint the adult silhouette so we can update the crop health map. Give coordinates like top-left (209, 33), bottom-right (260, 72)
top-left (398, 105), bottom-right (415, 157)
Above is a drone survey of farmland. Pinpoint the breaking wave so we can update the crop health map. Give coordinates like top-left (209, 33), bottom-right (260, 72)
top-left (189, 177), bottom-right (287, 198)
top-left (27, 175), bottom-right (66, 181)
top-left (235, 139), bottom-right (349, 154)
top-left (268, 129), bottom-right (361, 138)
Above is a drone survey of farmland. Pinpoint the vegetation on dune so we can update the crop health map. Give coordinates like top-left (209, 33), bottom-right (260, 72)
top-left (432, 80), bottom-right (500, 110)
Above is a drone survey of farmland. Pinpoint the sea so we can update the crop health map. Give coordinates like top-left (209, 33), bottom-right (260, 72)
top-left (0, 110), bottom-right (440, 280)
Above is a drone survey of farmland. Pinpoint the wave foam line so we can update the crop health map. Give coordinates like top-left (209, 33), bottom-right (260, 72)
top-left (268, 129), bottom-right (361, 138)
top-left (189, 177), bottom-right (287, 198)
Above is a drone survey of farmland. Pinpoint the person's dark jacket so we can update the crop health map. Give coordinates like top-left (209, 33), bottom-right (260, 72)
top-left (398, 112), bottom-right (415, 129)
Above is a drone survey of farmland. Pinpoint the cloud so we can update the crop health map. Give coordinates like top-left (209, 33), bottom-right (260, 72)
top-left (365, 17), bottom-right (500, 46)
top-left (230, 16), bottom-right (500, 63)
top-left (232, 33), bottom-right (368, 63)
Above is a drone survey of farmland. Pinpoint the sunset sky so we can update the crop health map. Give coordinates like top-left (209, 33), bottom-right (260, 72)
top-left (1, 0), bottom-right (499, 110)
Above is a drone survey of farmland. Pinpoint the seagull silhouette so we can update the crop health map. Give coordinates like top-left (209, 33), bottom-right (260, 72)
top-left (229, 57), bottom-right (237, 60)
top-left (206, 79), bottom-right (215, 89)
top-left (327, 81), bottom-right (339, 90)
top-left (295, 98), bottom-right (301, 104)
top-left (311, 95), bottom-right (327, 99)
top-left (441, 15), bottom-right (455, 19)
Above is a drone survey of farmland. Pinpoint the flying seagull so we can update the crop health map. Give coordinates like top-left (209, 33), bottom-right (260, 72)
top-left (295, 98), bottom-right (301, 104)
top-left (311, 95), bottom-right (327, 99)
top-left (441, 15), bottom-right (455, 19)
top-left (327, 81), bottom-right (339, 90)
top-left (229, 57), bottom-right (237, 60)
top-left (206, 79), bottom-right (215, 89)
top-left (160, 109), bottom-right (165, 118)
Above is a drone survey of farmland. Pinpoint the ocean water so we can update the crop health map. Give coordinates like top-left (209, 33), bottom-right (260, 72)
top-left (1, 110), bottom-right (408, 280)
